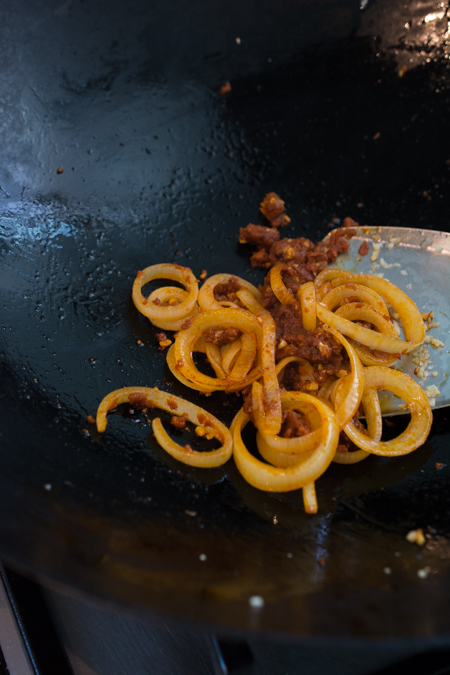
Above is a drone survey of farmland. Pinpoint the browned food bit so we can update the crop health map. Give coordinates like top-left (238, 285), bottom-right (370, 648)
top-left (213, 276), bottom-right (242, 303)
top-left (237, 213), bottom-right (356, 391)
top-left (179, 317), bottom-right (194, 331)
top-left (156, 332), bottom-right (172, 350)
top-left (203, 327), bottom-right (242, 345)
top-left (219, 81), bottom-right (232, 95)
top-left (342, 217), bottom-right (359, 229)
top-left (128, 394), bottom-right (155, 411)
top-left (56, 167), bottom-right (64, 174)
top-left (281, 358), bottom-right (339, 391)
top-left (167, 396), bottom-right (178, 410)
top-left (199, 269), bottom-right (207, 280)
top-left (242, 226), bottom-right (354, 271)
top-left (271, 305), bottom-right (344, 365)
top-left (358, 240), bottom-right (370, 256)
top-left (86, 415), bottom-right (96, 424)
top-left (435, 462), bottom-right (446, 470)
top-left (171, 413), bottom-right (188, 430)
top-left (260, 192), bottom-right (291, 227)
top-left (279, 409), bottom-right (311, 438)
top-left (239, 223), bottom-right (280, 250)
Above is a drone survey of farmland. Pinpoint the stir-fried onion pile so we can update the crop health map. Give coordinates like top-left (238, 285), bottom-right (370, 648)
top-left (97, 263), bottom-right (432, 514)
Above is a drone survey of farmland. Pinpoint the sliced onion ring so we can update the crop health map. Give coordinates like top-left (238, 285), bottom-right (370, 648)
top-left (132, 263), bottom-right (198, 323)
top-left (270, 265), bottom-right (295, 305)
top-left (315, 270), bottom-right (425, 353)
top-left (236, 288), bottom-right (282, 435)
top-left (320, 283), bottom-right (390, 318)
top-left (174, 307), bottom-right (262, 392)
top-left (332, 387), bottom-right (381, 465)
top-left (334, 302), bottom-right (400, 367)
top-left (257, 399), bottom-right (322, 457)
top-left (303, 482), bottom-right (318, 514)
top-left (343, 366), bottom-right (432, 456)
top-left (229, 332), bottom-right (257, 381)
top-left (205, 342), bottom-right (226, 379)
top-left (298, 282), bottom-right (317, 331)
top-left (256, 439), bottom-right (316, 468)
top-left (198, 273), bottom-right (261, 311)
top-left (231, 392), bottom-right (339, 492)
top-left (145, 287), bottom-right (198, 331)
top-left (166, 344), bottom-right (217, 393)
top-left (221, 338), bottom-right (242, 374)
top-left (96, 386), bottom-right (232, 467)
top-left (317, 303), bottom-right (412, 355)
top-left (322, 326), bottom-right (365, 428)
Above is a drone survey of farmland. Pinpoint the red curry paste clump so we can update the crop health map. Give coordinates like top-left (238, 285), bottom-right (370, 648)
top-left (240, 195), bottom-right (357, 435)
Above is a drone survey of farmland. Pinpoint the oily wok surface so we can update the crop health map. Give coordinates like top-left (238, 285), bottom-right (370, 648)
top-left (1, 0), bottom-right (450, 641)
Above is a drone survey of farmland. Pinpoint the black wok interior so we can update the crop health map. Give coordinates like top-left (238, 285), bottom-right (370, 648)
top-left (1, 0), bottom-right (450, 642)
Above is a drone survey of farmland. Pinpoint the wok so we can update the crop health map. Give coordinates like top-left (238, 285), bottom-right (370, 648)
top-left (1, 0), bottom-right (450, 643)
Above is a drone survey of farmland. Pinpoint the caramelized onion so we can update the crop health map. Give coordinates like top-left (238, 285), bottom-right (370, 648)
top-left (229, 332), bottom-right (257, 381)
top-left (298, 282), bottom-right (317, 331)
top-left (322, 326), bottom-right (365, 428)
top-left (270, 265), bottom-right (295, 305)
top-left (221, 338), bottom-right (242, 374)
top-left (319, 283), bottom-right (389, 317)
top-left (236, 289), bottom-right (282, 435)
top-left (132, 264), bottom-right (198, 326)
top-left (96, 386), bottom-right (232, 468)
top-left (303, 482), bottom-right (318, 514)
top-left (315, 270), bottom-right (425, 353)
top-left (332, 387), bottom-right (381, 465)
top-left (198, 273), bottom-right (261, 310)
top-left (173, 307), bottom-right (262, 392)
top-left (232, 393), bottom-right (339, 492)
top-left (343, 367), bottom-right (432, 457)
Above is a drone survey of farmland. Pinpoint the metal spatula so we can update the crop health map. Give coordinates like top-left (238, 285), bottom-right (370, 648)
top-left (324, 226), bottom-right (450, 416)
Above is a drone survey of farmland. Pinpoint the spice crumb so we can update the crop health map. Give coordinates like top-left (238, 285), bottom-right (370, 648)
top-left (219, 82), bottom-right (232, 96)
top-left (406, 528), bottom-right (426, 545)
top-left (157, 332), bottom-right (172, 350)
